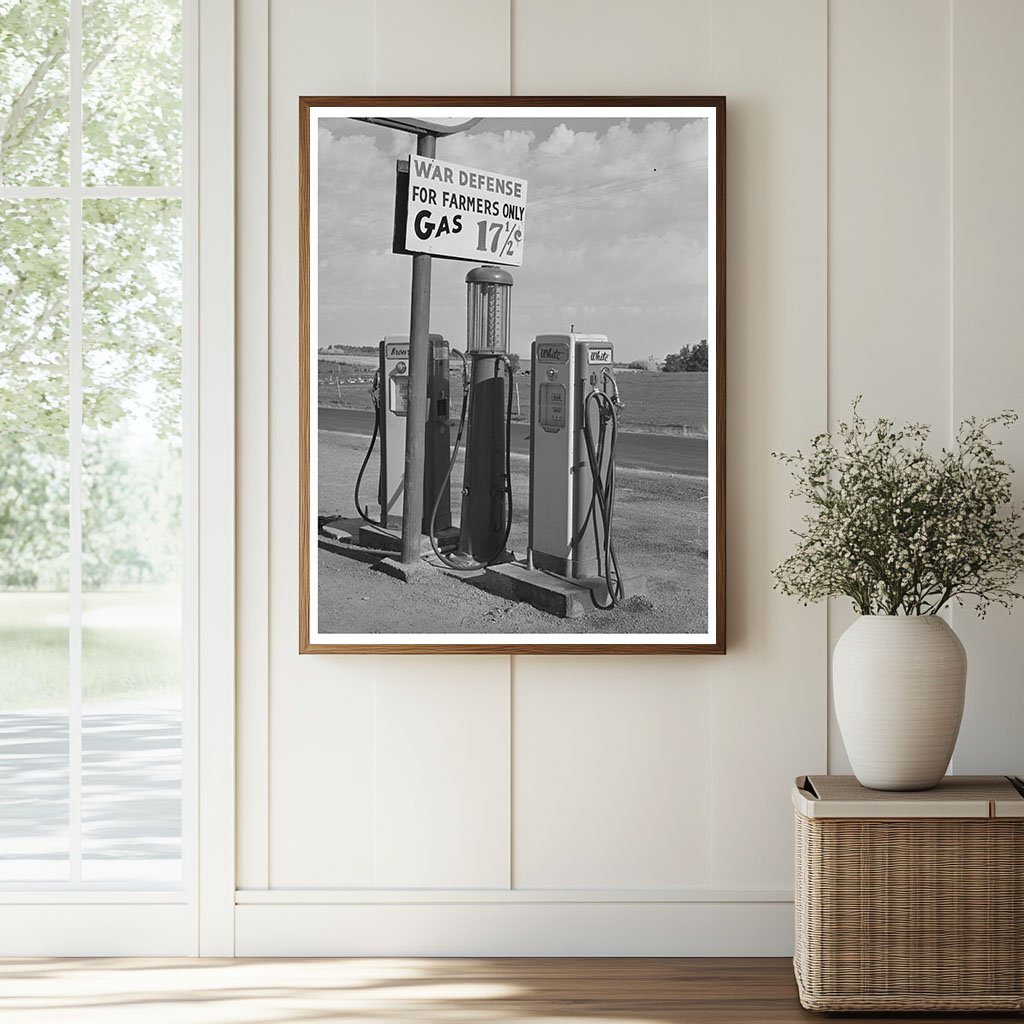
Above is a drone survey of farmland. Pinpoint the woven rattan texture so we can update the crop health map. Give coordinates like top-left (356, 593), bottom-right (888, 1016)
top-left (805, 774), bottom-right (1023, 804)
top-left (794, 812), bottom-right (1024, 1011)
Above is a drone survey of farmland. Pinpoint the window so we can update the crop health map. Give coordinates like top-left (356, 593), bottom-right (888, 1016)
top-left (0, 0), bottom-right (191, 889)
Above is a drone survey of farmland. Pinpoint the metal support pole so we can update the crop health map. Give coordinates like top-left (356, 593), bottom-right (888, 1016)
top-left (400, 132), bottom-right (437, 564)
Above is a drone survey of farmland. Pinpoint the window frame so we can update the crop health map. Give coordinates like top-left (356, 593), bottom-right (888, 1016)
top-left (0, 0), bottom-right (237, 956)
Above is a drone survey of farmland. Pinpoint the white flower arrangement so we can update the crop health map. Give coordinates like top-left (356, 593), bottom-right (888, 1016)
top-left (772, 401), bottom-right (1024, 616)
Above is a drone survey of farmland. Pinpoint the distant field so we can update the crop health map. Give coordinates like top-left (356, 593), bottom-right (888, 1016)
top-left (612, 371), bottom-right (708, 435)
top-left (319, 353), bottom-right (378, 368)
top-left (0, 590), bottom-right (180, 710)
top-left (318, 367), bottom-right (708, 436)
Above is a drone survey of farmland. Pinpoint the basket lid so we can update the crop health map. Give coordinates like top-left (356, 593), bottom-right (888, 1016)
top-left (793, 775), bottom-right (1024, 819)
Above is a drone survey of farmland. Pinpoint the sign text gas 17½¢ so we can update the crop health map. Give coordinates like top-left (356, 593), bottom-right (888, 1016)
top-left (403, 154), bottom-right (527, 267)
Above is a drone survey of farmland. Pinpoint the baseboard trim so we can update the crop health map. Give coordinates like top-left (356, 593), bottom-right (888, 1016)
top-left (235, 900), bottom-right (795, 956)
top-left (0, 904), bottom-right (196, 956)
top-left (235, 887), bottom-right (792, 904)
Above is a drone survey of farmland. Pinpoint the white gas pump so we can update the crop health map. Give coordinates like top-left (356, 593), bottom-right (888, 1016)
top-left (528, 333), bottom-right (624, 606)
top-left (354, 333), bottom-right (452, 532)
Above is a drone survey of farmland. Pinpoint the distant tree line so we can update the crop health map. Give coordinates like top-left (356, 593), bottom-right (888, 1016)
top-left (662, 340), bottom-right (708, 372)
top-left (321, 344), bottom-right (378, 355)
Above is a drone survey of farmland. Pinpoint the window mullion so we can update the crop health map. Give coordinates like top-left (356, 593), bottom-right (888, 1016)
top-left (68, 0), bottom-right (83, 886)
top-left (0, 187), bottom-right (184, 200)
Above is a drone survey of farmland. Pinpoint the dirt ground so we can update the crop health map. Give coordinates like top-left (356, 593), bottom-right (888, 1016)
top-left (317, 430), bottom-right (709, 636)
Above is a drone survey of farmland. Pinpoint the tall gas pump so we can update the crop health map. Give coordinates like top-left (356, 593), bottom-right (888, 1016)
top-left (528, 333), bottom-right (625, 606)
top-left (355, 333), bottom-right (453, 533)
top-left (430, 267), bottom-right (515, 568)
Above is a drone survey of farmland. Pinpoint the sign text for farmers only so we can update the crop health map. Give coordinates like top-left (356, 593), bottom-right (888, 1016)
top-left (404, 154), bottom-right (527, 267)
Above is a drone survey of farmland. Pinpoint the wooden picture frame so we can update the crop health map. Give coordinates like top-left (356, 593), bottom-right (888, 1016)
top-left (300, 97), bottom-right (725, 654)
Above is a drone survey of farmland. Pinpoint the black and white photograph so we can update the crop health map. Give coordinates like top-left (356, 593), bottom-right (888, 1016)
top-left (300, 98), bottom-right (725, 653)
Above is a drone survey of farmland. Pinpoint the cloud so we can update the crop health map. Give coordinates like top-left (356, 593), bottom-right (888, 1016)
top-left (316, 117), bottom-right (710, 362)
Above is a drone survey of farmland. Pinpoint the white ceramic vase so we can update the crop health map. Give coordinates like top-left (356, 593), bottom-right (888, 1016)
top-left (833, 615), bottom-right (967, 791)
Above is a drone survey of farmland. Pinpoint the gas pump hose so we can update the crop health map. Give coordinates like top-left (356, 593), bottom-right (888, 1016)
top-left (580, 371), bottom-right (625, 609)
top-left (429, 353), bottom-right (515, 571)
top-left (354, 370), bottom-right (383, 526)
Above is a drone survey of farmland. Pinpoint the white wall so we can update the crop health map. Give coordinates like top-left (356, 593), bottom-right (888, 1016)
top-left (234, 0), bottom-right (1024, 955)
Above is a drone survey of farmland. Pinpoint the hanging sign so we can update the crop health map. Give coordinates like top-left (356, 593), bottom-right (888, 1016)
top-left (399, 154), bottom-right (527, 267)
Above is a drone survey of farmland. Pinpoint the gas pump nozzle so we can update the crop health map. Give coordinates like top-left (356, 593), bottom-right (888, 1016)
top-left (603, 367), bottom-right (624, 409)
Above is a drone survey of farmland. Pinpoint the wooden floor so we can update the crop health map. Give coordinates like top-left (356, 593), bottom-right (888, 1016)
top-left (0, 957), bottom-right (1019, 1023)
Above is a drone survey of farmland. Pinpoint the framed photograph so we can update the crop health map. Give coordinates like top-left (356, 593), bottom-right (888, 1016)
top-left (300, 96), bottom-right (725, 654)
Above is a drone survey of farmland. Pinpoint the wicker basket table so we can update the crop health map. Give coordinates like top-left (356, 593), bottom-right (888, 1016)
top-left (793, 774), bottom-right (1024, 1012)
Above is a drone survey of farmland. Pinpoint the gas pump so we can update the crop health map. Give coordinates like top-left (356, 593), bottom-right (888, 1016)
top-left (354, 333), bottom-right (452, 532)
top-left (528, 333), bottom-right (625, 607)
top-left (429, 267), bottom-right (516, 568)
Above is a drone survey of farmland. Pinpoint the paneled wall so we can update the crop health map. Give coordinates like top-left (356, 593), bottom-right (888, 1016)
top-left (234, 0), bottom-right (1024, 955)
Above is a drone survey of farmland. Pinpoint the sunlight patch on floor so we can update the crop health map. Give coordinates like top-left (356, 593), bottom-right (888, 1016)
top-left (0, 958), bottom-right (676, 1024)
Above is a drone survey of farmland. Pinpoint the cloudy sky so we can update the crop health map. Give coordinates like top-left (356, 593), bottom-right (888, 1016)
top-left (317, 115), bottom-right (708, 364)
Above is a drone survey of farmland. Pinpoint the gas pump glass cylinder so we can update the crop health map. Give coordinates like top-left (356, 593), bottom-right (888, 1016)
top-left (466, 266), bottom-right (513, 352)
